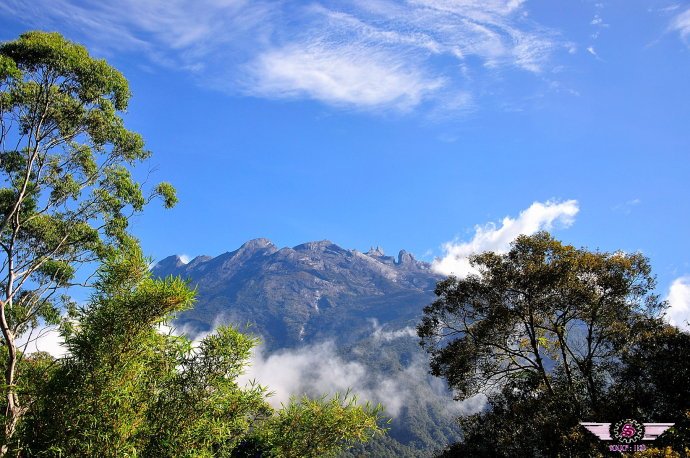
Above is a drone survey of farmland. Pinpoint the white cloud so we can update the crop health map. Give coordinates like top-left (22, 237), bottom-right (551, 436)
top-left (666, 276), bottom-right (690, 331)
top-left (246, 44), bottom-right (444, 110)
top-left (239, 342), bottom-right (367, 408)
top-left (17, 325), bottom-right (68, 358)
top-left (178, 254), bottom-right (191, 264)
top-left (238, 341), bottom-right (485, 417)
top-left (590, 14), bottom-right (608, 28)
top-left (243, 0), bottom-right (558, 109)
top-left (671, 7), bottom-right (690, 42)
top-left (369, 319), bottom-right (417, 342)
top-left (433, 200), bottom-right (579, 277)
top-left (0, 0), bottom-right (564, 112)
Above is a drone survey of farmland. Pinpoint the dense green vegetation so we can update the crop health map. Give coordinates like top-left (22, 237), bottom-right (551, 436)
top-left (0, 31), bottom-right (384, 456)
top-left (419, 232), bottom-right (690, 456)
top-left (0, 29), bottom-right (177, 449)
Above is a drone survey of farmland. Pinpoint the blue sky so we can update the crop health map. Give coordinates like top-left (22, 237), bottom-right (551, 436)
top-left (1, 0), bottom-right (689, 326)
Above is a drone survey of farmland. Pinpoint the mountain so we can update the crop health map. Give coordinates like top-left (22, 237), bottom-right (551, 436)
top-left (152, 239), bottom-right (465, 456)
top-left (154, 238), bottom-right (440, 350)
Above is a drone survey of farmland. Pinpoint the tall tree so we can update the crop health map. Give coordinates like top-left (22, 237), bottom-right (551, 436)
top-left (418, 232), bottom-right (667, 454)
top-left (0, 31), bottom-right (176, 450)
top-left (20, 245), bottom-right (384, 457)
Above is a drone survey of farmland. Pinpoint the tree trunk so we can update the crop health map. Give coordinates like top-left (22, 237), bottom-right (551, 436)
top-left (0, 303), bottom-right (18, 456)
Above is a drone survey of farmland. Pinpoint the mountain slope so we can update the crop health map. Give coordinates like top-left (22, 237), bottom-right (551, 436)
top-left (152, 239), bottom-right (464, 456)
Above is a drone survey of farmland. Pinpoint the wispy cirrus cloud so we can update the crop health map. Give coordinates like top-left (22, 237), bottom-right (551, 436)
top-left (0, 0), bottom-right (563, 112)
top-left (245, 42), bottom-right (444, 110)
top-left (433, 200), bottom-right (579, 277)
top-left (670, 6), bottom-right (690, 43)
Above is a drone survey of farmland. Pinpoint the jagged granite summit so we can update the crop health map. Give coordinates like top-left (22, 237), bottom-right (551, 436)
top-left (153, 238), bottom-right (441, 350)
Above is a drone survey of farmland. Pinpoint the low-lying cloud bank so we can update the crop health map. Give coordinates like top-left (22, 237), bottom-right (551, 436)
top-left (433, 200), bottom-right (579, 277)
top-left (238, 340), bottom-right (485, 418)
top-left (18, 319), bottom-right (485, 419)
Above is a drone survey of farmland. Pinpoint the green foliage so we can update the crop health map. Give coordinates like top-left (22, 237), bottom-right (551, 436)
top-left (418, 232), bottom-right (690, 455)
top-left (15, 246), bottom-right (383, 457)
top-left (0, 31), bottom-right (179, 446)
top-left (250, 393), bottom-right (385, 458)
top-left (419, 232), bottom-right (662, 403)
top-left (155, 182), bottom-right (178, 209)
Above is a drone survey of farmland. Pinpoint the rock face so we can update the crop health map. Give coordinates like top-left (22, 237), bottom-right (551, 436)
top-left (152, 238), bottom-right (440, 350)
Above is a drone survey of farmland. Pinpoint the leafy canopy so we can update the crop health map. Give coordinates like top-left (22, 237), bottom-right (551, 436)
top-left (0, 30), bottom-right (176, 447)
top-left (20, 245), bottom-right (385, 457)
top-left (418, 231), bottom-right (662, 403)
top-left (417, 232), bottom-right (688, 456)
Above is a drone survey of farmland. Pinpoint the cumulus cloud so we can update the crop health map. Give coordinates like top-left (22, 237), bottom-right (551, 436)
top-left (238, 340), bottom-right (485, 417)
top-left (433, 200), bottom-right (579, 277)
top-left (0, 0), bottom-right (563, 112)
top-left (666, 276), bottom-right (690, 331)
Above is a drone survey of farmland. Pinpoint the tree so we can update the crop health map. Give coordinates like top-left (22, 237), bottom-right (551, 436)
top-left (0, 31), bottom-right (176, 449)
top-left (22, 245), bottom-right (270, 456)
top-left (438, 371), bottom-right (603, 457)
top-left (436, 321), bottom-right (690, 457)
top-left (19, 245), bottom-right (384, 457)
top-left (418, 232), bottom-right (667, 454)
top-left (606, 322), bottom-right (690, 456)
top-left (244, 392), bottom-right (385, 458)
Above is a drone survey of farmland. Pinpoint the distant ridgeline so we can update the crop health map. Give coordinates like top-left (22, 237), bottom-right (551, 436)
top-left (152, 239), bottom-right (463, 456)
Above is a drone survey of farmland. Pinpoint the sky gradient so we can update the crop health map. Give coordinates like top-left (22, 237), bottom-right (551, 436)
top-left (1, 0), bottom-right (689, 328)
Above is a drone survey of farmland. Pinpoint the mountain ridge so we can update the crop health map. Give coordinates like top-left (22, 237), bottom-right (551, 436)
top-left (153, 238), bottom-right (440, 349)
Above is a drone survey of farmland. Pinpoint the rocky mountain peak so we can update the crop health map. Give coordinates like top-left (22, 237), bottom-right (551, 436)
top-left (397, 249), bottom-right (415, 266)
top-left (293, 240), bottom-right (334, 251)
top-left (366, 246), bottom-right (385, 257)
top-left (239, 238), bottom-right (276, 252)
top-left (155, 254), bottom-right (186, 269)
top-left (152, 238), bottom-right (442, 347)
top-left (151, 255), bottom-right (189, 278)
